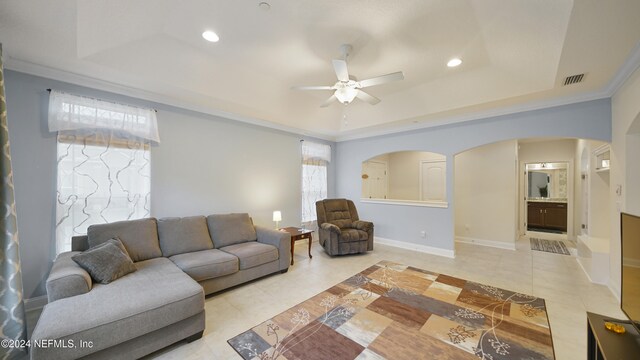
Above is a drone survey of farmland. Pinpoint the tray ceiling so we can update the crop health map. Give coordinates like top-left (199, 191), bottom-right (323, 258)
top-left (1, 0), bottom-right (639, 140)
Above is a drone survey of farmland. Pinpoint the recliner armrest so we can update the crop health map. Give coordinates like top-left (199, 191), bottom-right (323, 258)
top-left (320, 223), bottom-right (341, 234)
top-left (352, 220), bottom-right (373, 232)
top-left (46, 252), bottom-right (92, 303)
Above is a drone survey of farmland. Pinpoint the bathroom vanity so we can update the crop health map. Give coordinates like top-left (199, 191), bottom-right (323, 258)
top-left (527, 200), bottom-right (567, 232)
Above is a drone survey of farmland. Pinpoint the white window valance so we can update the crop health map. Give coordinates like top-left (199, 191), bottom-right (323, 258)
top-left (301, 140), bottom-right (331, 163)
top-left (48, 90), bottom-right (160, 143)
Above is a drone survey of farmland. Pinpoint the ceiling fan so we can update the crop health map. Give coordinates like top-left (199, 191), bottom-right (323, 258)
top-left (292, 44), bottom-right (404, 107)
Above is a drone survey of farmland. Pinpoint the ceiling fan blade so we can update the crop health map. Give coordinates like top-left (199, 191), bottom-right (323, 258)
top-left (320, 94), bottom-right (337, 108)
top-left (291, 85), bottom-right (334, 91)
top-left (358, 71), bottom-right (404, 88)
top-left (332, 59), bottom-right (350, 82)
top-left (356, 90), bottom-right (381, 105)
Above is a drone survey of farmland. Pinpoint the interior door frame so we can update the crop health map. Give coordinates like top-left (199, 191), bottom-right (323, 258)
top-left (519, 160), bottom-right (574, 239)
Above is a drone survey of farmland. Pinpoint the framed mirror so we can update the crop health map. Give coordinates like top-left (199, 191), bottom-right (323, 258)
top-left (526, 162), bottom-right (567, 200)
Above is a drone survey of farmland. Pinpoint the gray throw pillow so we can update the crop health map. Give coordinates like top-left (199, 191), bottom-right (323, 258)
top-left (72, 238), bottom-right (137, 284)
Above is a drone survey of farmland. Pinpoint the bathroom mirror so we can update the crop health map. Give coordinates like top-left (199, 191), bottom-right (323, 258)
top-left (361, 151), bottom-right (447, 205)
top-left (526, 162), bottom-right (567, 199)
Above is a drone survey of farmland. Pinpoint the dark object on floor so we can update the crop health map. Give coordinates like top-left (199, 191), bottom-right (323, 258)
top-left (530, 237), bottom-right (571, 255)
top-left (316, 198), bottom-right (373, 256)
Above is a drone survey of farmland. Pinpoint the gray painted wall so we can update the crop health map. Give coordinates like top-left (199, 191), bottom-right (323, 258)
top-left (336, 99), bottom-right (611, 251)
top-left (5, 70), bottom-right (334, 299)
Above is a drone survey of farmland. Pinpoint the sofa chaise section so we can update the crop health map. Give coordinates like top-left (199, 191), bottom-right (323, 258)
top-left (31, 257), bottom-right (204, 360)
top-left (31, 218), bottom-right (206, 360)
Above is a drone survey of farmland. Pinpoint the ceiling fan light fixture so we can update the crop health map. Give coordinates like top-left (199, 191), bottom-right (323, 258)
top-left (334, 87), bottom-right (358, 104)
top-left (447, 58), bottom-right (462, 67)
top-left (292, 44), bottom-right (404, 107)
top-left (202, 30), bottom-right (220, 42)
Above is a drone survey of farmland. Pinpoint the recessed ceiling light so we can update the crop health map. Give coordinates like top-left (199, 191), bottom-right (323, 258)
top-left (447, 58), bottom-right (462, 67)
top-left (202, 30), bottom-right (220, 43)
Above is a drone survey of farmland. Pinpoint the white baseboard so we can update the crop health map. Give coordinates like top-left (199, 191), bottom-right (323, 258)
top-left (375, 237), bottom-right (455, 258)
top-left (576, 257), bottom-right (610, 285)
top-left (24, 295), bottom-right (47, 312)
top-left (455, 236), bottom-right (516, 251)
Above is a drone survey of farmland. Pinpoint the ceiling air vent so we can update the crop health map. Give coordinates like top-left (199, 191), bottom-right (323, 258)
top-left (563, 73), bottom-right (585, 86)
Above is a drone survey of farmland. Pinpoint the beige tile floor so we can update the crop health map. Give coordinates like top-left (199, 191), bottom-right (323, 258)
top-left (24, 235), bottom-right (622, 360)
top-left (137, 235), bottom-right (624, 360)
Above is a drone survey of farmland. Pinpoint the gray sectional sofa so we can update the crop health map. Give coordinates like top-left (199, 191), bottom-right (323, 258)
top-left (30, 213), bottom-right (291, 360)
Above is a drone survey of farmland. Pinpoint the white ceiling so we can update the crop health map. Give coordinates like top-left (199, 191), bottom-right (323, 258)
top-left (2, 0), bottom-right (640, 140)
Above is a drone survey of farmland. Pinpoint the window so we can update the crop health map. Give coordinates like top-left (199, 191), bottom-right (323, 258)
top-left (49, 90), bottom-right (158, 253)
top-left (301, 141), bottom-right (331, 224)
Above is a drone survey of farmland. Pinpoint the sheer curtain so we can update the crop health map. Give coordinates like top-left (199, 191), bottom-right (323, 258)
top-left (49, 91), bottom-right (157, 254)
top-left (301, 141), bottom-right (331, 228)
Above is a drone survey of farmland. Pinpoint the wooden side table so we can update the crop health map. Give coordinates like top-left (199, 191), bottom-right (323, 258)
top-left (279, 227), bottom-right (313, 265)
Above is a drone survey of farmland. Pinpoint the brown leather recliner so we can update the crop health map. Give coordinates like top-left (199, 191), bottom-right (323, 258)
top-left (315, 199), bottom-right (374, 256)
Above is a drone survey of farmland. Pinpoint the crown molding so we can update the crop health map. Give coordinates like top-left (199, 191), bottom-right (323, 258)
top-left (603, 40), bottom-right (640, 96)
top-left (4, 56), bottom-right (338, 142)
top-left (334, 90), bottom-right (611, 142)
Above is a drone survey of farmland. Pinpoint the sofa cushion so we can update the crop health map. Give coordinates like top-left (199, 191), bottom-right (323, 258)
top-left (220, 242), bottom-right (278, 270)
top-left (158, 216), bottom-right (214, 257)
top-left (30, 257), bottom-right (204, 359)
top-left (339, 229), bottom-right (369, 242)
top-left (88, 218), bottom-right (161, 262)
top-left (169, 249), bottom-right (239, 282)
top-left (72, 238), bottom-right (137, 284)
top-left (207, 213), bottom-right (257, 248)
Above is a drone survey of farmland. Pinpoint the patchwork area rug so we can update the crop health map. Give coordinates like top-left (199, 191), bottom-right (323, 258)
top-left (530, 238), bottom-right (571, 255)
top-left (228, 260), bottom-right (555, 360)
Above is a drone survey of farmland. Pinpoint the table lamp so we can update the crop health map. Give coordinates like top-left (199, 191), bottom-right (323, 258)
top-left (273, 211), bottom-right (282, 229)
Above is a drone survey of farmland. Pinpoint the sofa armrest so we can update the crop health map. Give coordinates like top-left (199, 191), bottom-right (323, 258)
top-left (46, 252), bottom-right (92, 303)
top-left (320, 222), bottom-right (341, 234)
top-left (352, 220), bottom-right (373, 232)
top-left (255, 226), bottom-right (291, 271)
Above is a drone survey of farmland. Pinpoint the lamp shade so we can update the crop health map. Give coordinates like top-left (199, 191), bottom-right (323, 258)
top-left (272, 211), bottom-right (282, 222)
